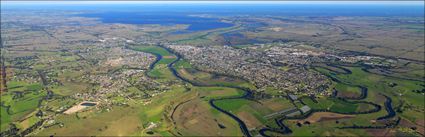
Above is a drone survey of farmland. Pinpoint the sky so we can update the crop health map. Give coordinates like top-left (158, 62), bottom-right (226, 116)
top-left (2, 1), bottom-right (424, 5)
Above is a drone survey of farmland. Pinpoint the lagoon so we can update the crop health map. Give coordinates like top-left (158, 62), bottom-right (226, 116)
top-left (78, 12), bottom-right (234, 31)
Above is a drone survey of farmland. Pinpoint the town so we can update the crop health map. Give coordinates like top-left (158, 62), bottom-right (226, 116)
top-left (1, 2), bottom-right (424, 137)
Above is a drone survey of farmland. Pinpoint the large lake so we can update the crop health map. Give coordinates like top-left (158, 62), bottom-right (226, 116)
top-left (78, 12), bottom-right (234, 31)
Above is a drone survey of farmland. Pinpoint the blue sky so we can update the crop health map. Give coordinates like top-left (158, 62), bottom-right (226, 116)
top-left (2, 1), bottom-right (424, 5)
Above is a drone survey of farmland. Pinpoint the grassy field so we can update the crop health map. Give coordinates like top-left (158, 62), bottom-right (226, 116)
top-left (1, 81), bottom-right (45, 131)
top-left (334, 83), bottom-right (362, 98)
top-left (130, 45), bottom-right (247, 135)
top-left (171, 86), bottom-right (245, 136)
top-left (304, 64), bottom-right (424, 135)
top-left (301, 97), bottom-right (376, 113)
top-left (268, 64), bottom-right (406, 136)
top-left (172, 58), bottom-right (294, 132)
top-left (214, 97), bottom-right (297, 130)
top-left (36, 85), bottom-right (187, 136)
top-left (249, 63), bottom-right (424, 136)
top-left (174, 59), bottom-right (256, 89)
top-left (287, 119), bottom-right (368, 136)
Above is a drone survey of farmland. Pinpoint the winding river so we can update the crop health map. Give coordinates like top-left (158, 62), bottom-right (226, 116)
top-left (135, 45), bottom-right (397, 137)
top-left (160, 45), bottom-right (252, 137)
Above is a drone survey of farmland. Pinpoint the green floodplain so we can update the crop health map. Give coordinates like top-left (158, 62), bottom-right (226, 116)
top-left (1, 44), bottom-right (424, 136)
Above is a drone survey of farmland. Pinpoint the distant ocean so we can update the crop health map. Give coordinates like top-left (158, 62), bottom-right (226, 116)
top-left (3, 3), bottom-right (424, 17)
top-left (3, 3), bottom-right (424, 31)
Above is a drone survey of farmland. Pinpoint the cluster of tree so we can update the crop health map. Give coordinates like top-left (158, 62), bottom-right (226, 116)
top-left (0, 119), bottom-right (45, 137)
top-left (339, 117), bottom-right (401, 129)
top-left (333, 86), bottom-right (368, 100)
top-left (20, 119), bottom-right (45, 136)
top-left (0, 124), bottom-right (19, 137)
top-left (411, 89), bottom-right (425, 94)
